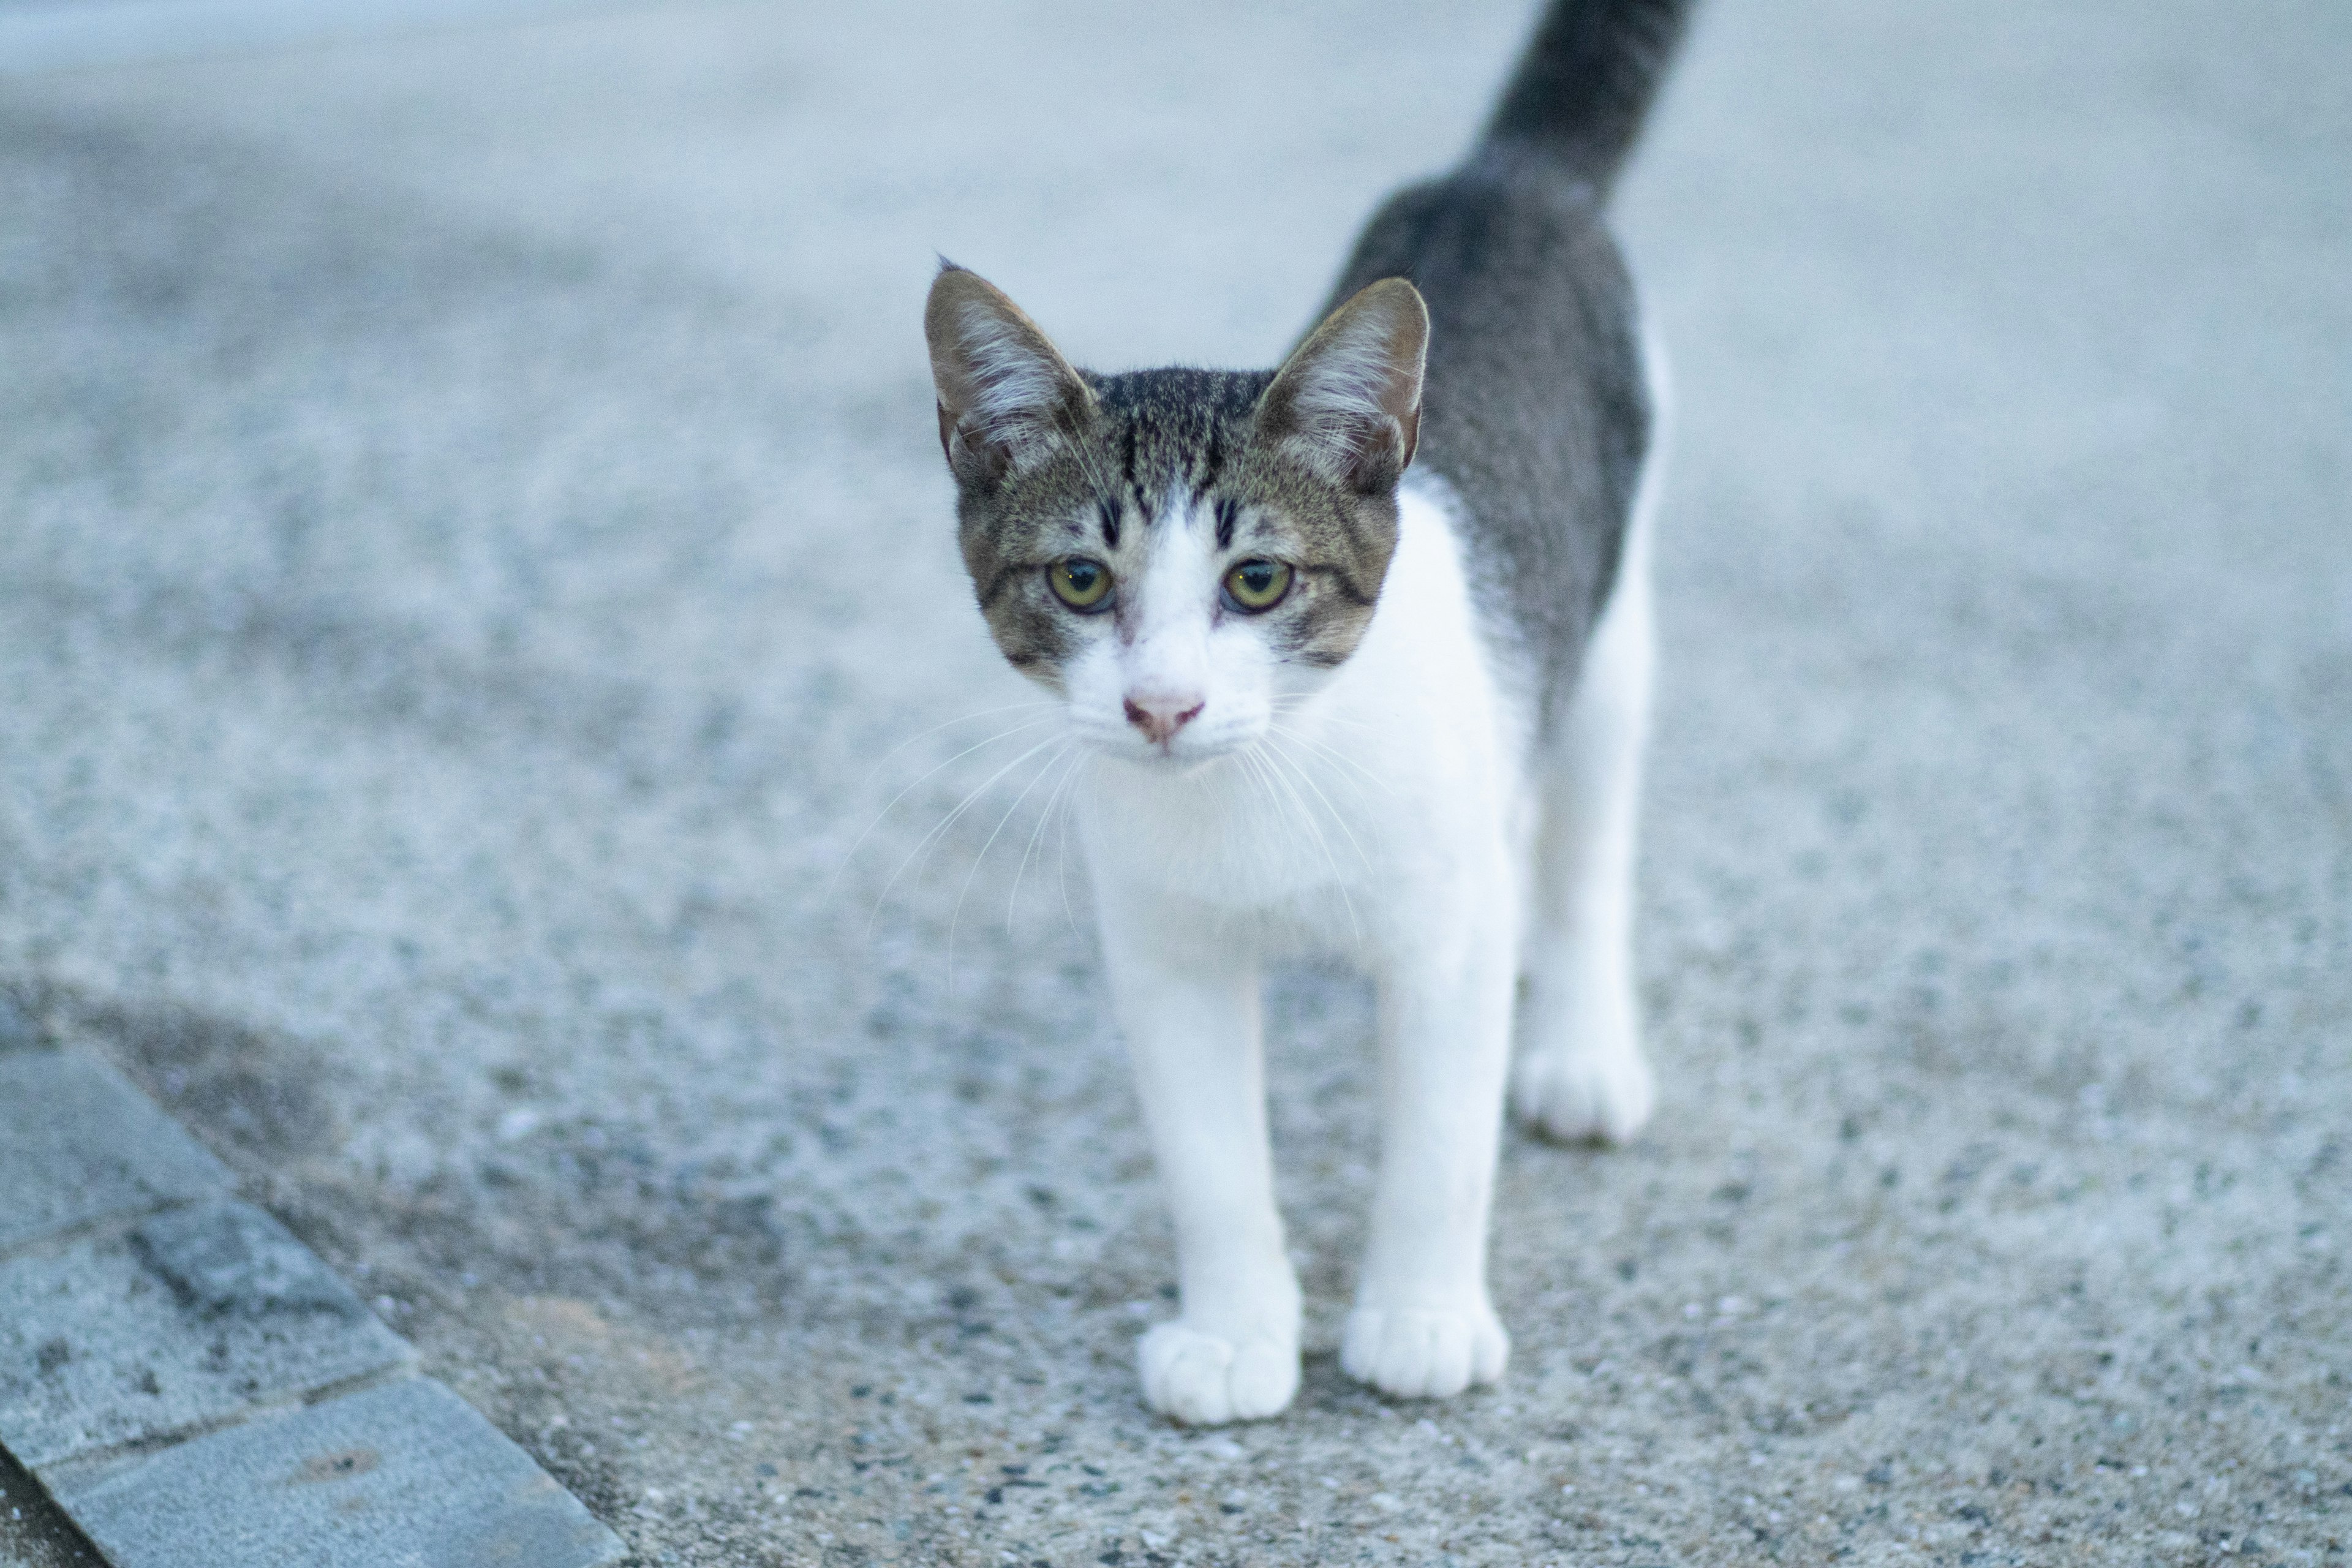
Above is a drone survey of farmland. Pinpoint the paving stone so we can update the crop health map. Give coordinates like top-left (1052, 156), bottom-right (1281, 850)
top-left (0, 1202), bottom-right (412, 1472)
top-left (0, 1050), bottom-right (233, 1257)
top-left (130, 1203), bottom-right (363, 1320)
top-left (48, 1376), bottom-right (623, 1568)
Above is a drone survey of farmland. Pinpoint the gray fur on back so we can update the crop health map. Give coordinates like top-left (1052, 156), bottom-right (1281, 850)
top-left (1324, 0), bottom-right (1691, 718)
top-left (1326, 153), bottom-right (1648, 718)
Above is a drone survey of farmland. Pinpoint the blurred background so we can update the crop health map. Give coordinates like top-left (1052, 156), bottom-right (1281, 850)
top-left (1, 2), bottom-right (2346, 1565)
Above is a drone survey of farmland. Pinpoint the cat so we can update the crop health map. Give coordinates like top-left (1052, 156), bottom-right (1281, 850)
top-left (922, 0), bottom-right (1692, 1424)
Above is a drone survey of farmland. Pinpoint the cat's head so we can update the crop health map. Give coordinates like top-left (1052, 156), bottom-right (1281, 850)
top-left (924, 265), bottom-right (1427, 768)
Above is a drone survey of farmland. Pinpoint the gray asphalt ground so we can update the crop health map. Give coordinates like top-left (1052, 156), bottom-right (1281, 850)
top-left (2, 2), bottom-right (2348, 1564)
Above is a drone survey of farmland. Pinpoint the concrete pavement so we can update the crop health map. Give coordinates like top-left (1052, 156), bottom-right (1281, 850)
top-left (1, 1), bottom-right (2346, 1563)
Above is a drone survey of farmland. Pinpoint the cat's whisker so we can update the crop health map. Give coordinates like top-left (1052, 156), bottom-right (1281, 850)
top-left (1268, 720), bottom-right (1394, 798)
top-left (1046, 391), bottom-right (1130, 527)
top-left (1268, 711), bottom-right (1379, 745)
top-left (1012, 746), bottom-right (1090, 933)
top-left (1231, 747), bottom-right (1287, 905)
top-left (947, 738), bottom-right (1075, 994)
top-left (1251, 753), bottom-right (1308, 903)
top-left (1264, 734), bottom-right (1378, 879)
top-left (831, 713), bottom-right (1061, 897)
top-left (1261, 747), bottom-right (1376, 841)
top-left (1001, 747), bottom-right (1082, 940)
top-left (1240, 748), bottom-right (1300, 910)
top-left (1267, 695), bottom-right (1376, 728)
top-left (1054, 401), bottom-right (1107, 490)
top-left (856, 699), bottom-right (1060, 788)
top-left (1249, 739), bottom-right (1363, 945)
top-left (867, 730), bottom-right (1068, 940)
top-left (1068, 434), bottom-right (1121, 516)
top-left (1054, 757), bottom-right (1089, 937)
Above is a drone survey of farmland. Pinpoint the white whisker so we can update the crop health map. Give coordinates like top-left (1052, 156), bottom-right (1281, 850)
top-left (1265, 734), bottom-right (1378, 876)
top-left (1011, 746), bottom-right (1089, 932)
top-left (831, 713), bottom-right (1060, 895)
top-left (1238, 748), bottom-right (1300, 907)
top-left (1253, 736), bottom-right (1365, 946)
top-left (1268, 695), bottom-right (1377, 731)
top-left (947, 739), bottom-right (1074, 993)
top-left (867, 730), bottom-right (1066, 939)
top-left (1056, 756), bottom-right (1093, 936)
top-left (1231, 748), bottom-right (1281, 903)
top-left (1268, 720), bottom-right (1393, 797)
top-left (856, 699), bottom-right (1060, 788)
top-left (1053, 402), bottom-right (1123, 523)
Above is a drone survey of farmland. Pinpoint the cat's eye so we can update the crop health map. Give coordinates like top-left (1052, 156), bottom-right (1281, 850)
top-left (1047, 557), bottom-right (1113, 611)
top-left (1223, 559), bottom-right (1292, 612)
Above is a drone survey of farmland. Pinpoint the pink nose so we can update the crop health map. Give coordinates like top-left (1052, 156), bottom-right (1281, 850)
top-left (1123, 695), bottom-right (1204, 746)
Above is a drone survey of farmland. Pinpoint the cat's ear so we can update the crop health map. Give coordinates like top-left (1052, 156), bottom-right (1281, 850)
top-left (925, 265), bottom-right (1095, 486)
top-left (1257, 277), bottom-right (1427, 494)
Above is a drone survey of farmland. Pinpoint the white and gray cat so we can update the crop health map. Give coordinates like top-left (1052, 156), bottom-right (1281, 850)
top-left (924, 0), bottom-right (1693, 1424)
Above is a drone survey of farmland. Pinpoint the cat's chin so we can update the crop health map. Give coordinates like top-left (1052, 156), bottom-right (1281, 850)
top-left (1095, 745), bottom-right (1237, 780)
top-left (1072, 722), bottom-right (1266, 776)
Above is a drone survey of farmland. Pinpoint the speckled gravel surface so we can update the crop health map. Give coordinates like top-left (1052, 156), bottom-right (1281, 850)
top-left (1, 2), bottom-right (2347, 1564)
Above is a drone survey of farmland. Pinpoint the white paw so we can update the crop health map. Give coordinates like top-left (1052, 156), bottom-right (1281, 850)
top-left (1340, 1304), bottom-right (1509, 1401)
top-left (1513, 1038), bottom-right (1654, 1145)
top-left (1138, 1322), bottom-right (1299, 1425)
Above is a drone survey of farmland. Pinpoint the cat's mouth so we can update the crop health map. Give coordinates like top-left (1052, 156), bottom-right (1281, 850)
top-left (1080, 725), bottom-right (1257, 773)
top-left (1101, 738), bottom-right (1231, 772)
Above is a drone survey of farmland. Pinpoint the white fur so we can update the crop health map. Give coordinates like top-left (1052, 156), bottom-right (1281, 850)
top-left (1287, 311), bottom-right (1409, 425)
top-left (1055, 355), bottom-right (1664, 1423)
top-left (954, 301), bottom-right (1063, 428)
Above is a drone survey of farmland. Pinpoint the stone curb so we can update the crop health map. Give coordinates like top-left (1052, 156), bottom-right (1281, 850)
top-left (0, 1041), bottom-right (624, 1567)
top-left (0, 1049), bottom-right (233, 1257)
top-left (51, 1378), bottom-right (620, 1568)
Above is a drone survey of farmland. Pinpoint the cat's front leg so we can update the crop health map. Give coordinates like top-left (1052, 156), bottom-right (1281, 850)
top-left (1344, 895), bottom-right (1515, 1401)
top-left (1095, 883), bottom-right (1300, 1425)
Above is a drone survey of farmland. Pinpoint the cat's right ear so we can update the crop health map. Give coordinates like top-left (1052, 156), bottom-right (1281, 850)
top-left (925, 265), bottom-right (1095, 487)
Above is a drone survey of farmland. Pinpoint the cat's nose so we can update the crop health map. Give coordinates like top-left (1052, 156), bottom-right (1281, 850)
top-left (1123, 693), bottom-right (1204, 747)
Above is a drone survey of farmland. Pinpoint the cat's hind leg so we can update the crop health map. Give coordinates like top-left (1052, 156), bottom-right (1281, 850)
top-left (1512, 489), bottom-right (1657, 1145)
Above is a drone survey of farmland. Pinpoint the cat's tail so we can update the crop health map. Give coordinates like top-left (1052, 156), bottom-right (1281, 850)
top-left (1480, 0), bottom-right (1696, 198)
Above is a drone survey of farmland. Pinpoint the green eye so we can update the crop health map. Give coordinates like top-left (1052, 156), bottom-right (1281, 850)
top-left (1048, 557), bottom-right (1112, 611)
top-left (1224, 559), bottom-right (1292, 612)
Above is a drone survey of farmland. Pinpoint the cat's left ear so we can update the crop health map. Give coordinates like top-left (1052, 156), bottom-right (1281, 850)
top-left (1257, 277), bottom-right (1428, 494)
top-left (925, 264), bottom-right (1096, 488)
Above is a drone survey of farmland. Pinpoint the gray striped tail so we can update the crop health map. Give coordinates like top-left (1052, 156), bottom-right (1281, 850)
top-left (1481, 0), bottom-right (1696, 195)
